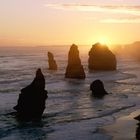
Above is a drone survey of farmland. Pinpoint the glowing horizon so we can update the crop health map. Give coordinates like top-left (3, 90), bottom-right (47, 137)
top-left (0, 0), bottom-right (140, 46)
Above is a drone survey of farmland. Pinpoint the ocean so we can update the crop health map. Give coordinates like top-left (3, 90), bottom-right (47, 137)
top-left (0, 45), bottom-right (140, 140)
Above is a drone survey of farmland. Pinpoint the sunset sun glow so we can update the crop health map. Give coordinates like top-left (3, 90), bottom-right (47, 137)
top-left (98, 38), bottom-right (110, 45)
top-left (0, 0), bottom-right (140, 46)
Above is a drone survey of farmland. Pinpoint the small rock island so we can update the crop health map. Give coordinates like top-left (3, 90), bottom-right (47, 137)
top-left (90, 79), bottom-right (109, 98)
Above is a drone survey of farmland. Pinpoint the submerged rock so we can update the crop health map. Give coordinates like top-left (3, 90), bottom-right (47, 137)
top-left (48, 52), bottom-right (57, 70)
top-left (88, 43), bottom-right (117, 70)
top-left (65, 44), bottom-right (85, 79)
top-left (90, 79), bottom-right (108, 98)
top-left (13, 68), bottom-right (48, 121)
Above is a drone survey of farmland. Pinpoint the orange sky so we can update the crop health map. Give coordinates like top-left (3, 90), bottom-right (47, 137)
top-left (0, 0), bottom-right (140, 46)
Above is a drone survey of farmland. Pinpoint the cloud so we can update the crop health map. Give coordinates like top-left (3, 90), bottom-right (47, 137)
top-left (85, 16), bottom-right (140, 23)
top-left (45, 4), bottom-right (140, 15)
top-left (100, 18), bottom-right (140, 23)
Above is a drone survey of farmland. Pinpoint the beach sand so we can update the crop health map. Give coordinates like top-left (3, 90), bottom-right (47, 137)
top-left (100, 110), bottom-right (140, 140)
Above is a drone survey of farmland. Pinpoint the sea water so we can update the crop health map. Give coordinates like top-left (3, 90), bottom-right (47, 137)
top-left (0, 45), bottom-right (140, 140)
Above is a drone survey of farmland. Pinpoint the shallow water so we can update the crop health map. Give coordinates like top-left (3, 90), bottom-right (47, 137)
top-left (0, 46), bottom-right (140, 139)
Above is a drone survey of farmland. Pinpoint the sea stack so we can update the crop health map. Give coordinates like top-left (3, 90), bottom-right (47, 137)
top-left (65, 44), bottom-right (86, 79)
top-left (48, 52), bottom-right (57, 70)
top-left (90, 79), bottom-right (108, 98)
top-left (88, 43), bottom-right (117, 70)
top-left (13, 68), bottom-right (48, 121)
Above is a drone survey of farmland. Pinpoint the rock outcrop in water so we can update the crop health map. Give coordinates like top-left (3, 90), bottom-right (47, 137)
top-left (88, 43), bottom-right (117, 70)
top-left (48, 52), bottom-right (57, 70)
top-left (13, 68), bottom-right (48, 121)
top-left (65, 44), bottom-right (86, 79)
top-left (134, 115), bottom-right (140, 139)
top-left (90, 79), bottom-right (108, 98)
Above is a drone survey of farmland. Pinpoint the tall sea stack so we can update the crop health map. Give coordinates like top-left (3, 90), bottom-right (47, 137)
top-left (88, 43), bottom-right (117, 70)
top-left (48, 52), bottom-right (57, 70)
top-left (13, 68), bottom-right (48, 121)
top-left (65, 44), bottom-right (85, 79)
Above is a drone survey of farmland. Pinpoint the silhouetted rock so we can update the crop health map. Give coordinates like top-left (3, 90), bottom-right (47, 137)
top-left (135, 115), bottom-right (140, 121)
top-left (135, 116), bottom-right (140, 139)
top-left (135, 123), bottom-right (140, 140)
top-left (90, 79), bottom-right (108, 98)
top-left (65, 44), bottom-right (85, 79)
top-left (88, 43), bottom-right (117, 70)
top-left (13, 68), bottom-right (48, 121)
top-left (48, 52), bottom-right (57, 70)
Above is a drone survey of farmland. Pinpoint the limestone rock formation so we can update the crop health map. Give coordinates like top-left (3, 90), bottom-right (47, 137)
top-left (65, 44), bottom-right (85, 79)
top-left (13, 68), bottom-right (48, 121)
top-left (48, 52), bottom-right (57, 70)
top-left (88, 43), bottom-right (117, 70)
top-left (90, 79), bottom-right (108, 98)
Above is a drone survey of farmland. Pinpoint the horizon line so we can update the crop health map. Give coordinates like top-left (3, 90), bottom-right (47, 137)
top-left (0, 41), bottom-right (140, 47)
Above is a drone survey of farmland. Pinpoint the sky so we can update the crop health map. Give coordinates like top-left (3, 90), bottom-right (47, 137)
top-left (0, 0), bottom-right (140, 46)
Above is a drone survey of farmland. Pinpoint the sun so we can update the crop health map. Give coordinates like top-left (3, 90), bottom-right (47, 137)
top-left (97, 37), bottom-right (114, 50)
top-left (98, 38), bottom-right (110, 45)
